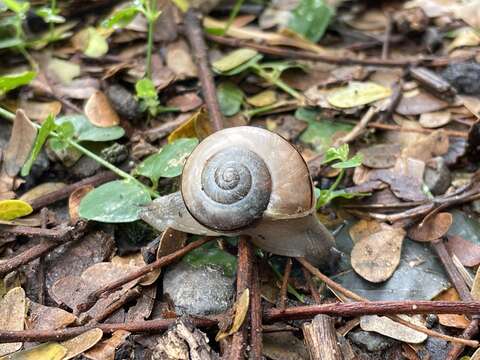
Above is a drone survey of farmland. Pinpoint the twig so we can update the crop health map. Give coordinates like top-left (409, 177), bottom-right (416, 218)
top-left (30, 171), bottom-right (118, 211)
top-left (296, 258), bottom-right (478, 347)
top-left (333, 107), bottom-right (378, 147)
top-left (0, 317), bottom-right (217, 343)
top-left (0, 222), bottom-right (86, 277)
top-left (265, 301), bottom-right (480, 321)
top-left (302, 266), bottom-right (322, 304)
top-left (278, 258), bottom-right (292, 310)
top-left (303, 315), bottom-right (342, 360)
top-left (184, 9), bottom-right (224, 132)
top-left (365, 122), bottom-right (468, 138)
top-left (206, 34), bottom-right (448, 68)
top-left (381, 12), bottom-right (393, 60)
top-left (78, 237), bottom-right (211, 312)
top-left (228, 236), bottom-right (253, 360)
top-left (37, 208), bottom-right (49, 305)
top-left (91, 286), bottom-right (143, 323)
top-left (432, 239), bottom-right (480, 360)
top-left (250, 258), bottom-right (263, 360)
top-left (378, 80), bottom-right (403, 123)
top-left (1, 224), bottom-right (73, 239)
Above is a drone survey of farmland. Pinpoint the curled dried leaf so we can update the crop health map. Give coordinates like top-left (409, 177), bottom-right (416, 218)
top-left (408, 212), bottom-right (453, 242)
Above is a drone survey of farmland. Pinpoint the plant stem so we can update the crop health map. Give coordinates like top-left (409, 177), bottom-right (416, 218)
top-left (252, 65), bottom-right (305, 102)
top-left (0, 106), bottom-right (158, 198)
top-left (145, 0), bottom-right (157, 79)
top-left (49, 0), bottom-right (57, 42)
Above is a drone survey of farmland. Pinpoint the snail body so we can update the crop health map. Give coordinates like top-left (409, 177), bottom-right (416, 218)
top-left (140, 126), bottom-right (335, 267)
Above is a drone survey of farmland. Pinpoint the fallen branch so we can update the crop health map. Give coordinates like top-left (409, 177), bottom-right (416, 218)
top-left (250, 258), bottom-right (263, 360)
top-left (78, 237), bottom-right (212, 312)
top-left (184, 10), bottom-right (224, 132)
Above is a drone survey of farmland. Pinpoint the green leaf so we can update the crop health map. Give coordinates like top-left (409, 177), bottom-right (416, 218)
top-left (323, 144), bottom-right (350, 164)
top-left (36, 7), bottom-right (65, 23)
top-left (102, 6), bottom-right (139, 29)
top-left (134, 138), bottom-right (198, 184)
top-left (217, 82), bottom-right (244, 116)
top-left (21, 114), bottom-right (56, 177)
top-left (316, 188), bottom-right (367, 208)
top-left (55, 121), bottom-right (75, 140)
top-left (55, 115), bottom-right (124, 142)
top-left (2, 0), bottom-right (29, 15)
top-left (184, 240), bottom-right (237, 277)
top-left (212, 48), bottom-right (260, 73)
top-left (332, 153), bottom-right (363, 169)
top-left (0, 37), bottom-right (24, 49)
top-left (135, 78), bottom-right (157, 99)
top-left (296, 108), bottom-right (353, 152)
top-left (79, 180), bottom-right (151, 223)
top-left (287, 0), bottom-right (333, 42)
top-left (0, 71), bottom-right (36, 95)
top-left (82, 27), bottom-right (109, 58)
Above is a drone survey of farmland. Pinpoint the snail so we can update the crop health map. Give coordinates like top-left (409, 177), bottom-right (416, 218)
top-left (140, 126), bottom-right (336, 268)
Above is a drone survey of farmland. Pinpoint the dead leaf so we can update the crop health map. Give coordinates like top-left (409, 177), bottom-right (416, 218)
top-left (3, 110), bottom-right (37, 177)
top-left (216, 288), bottom-right (250, 341)
top-left (408, 213), bottom-right (453, 242)
top-left (349, 219), bottom-right (383, 244)
top-left (360, 315), bottom-right (427, 343)
top-left (167, 108), bottom-right (213, 142)
top-left (434, 288), bottom-right (470, 329)
top-left (84, 91), bottom-right (120, 127)
top-left (166, 93), bottom-right (203, 112)
top-left (327, 81), bottom-right (392, 109)
top-left (27, 300), bottom-right (77, 330)
top-left (419, 110), bottom-right (451, 128)
top-left (61, 328), bottom-right (103, 359)
top-left (351, 227), bottom-right (405, 283)
top-left (0, 343), bottom-right (67, 360)
top-left (84, 330), bottom-right (130, 360)
top-left (0, 287), bottom-right (26, 356)
top-left (359, 144), bottom-right (401, 169)
top-left (460, 95), bottom-right (480, 118)
top-left (401, 130), bottom-right (449, 162)
top-left (371, 169), bottom-right (427, 202)
top-left (445, 235), bottom-right (480, 267)
top-left (472, 266), bottom-right (480, 300)
top-left (21, 100), bottom-right (62, 122)
top-left (396, 91), bottom-right (449, 115)
top-left (69, 185), bottom-right (94, 223)
top-left (54, 78), bottom-right (100, 100)
top-left (246, 90), bottom-right (277, 107)
top-left (165, 40), bottom-right (197, 80)
top-left (46, 58), bottom-right (81, 84)
top-left (447, 27), bottom-right (480, 52)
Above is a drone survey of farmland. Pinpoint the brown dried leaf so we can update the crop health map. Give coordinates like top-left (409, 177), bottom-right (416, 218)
top-left (351, 228), bottom-right (405, 283)
top-left (371, 169), bottom-right (427, 202)
top-left (396, 91), bottom-right (449, 115)
top-left (359, 144), bottom-right (402, 169)
top-left (61, 328), bottom-right (104, 360)
top-left (3, 110), bottom-right (37, 177)
top-left (445, 235), bottom-right (480, 267)
top-left (27, 300), bottom-right (77, 330)
top-left (69, 185), bottom-right (94, 223)
top-left (434, 288), bottom-right (470, 329)
top-left (408, 212), bottom-right (453, 242)
top-left (19, 182), bottom-right (66, 204)
top-left (21, 100), bottom-right (62, 122)
top-left (216, 289), bottom-right (249, 341)
top-left (360, 315), bottom-right (427, 343)
top-left (166, 93), bottom-right (203, 112)
top-left (401, 130), bottom-right (449, 162)
top-left (84, 330), bottom-right (131, 360)
top-left (419, 110), bottom-right (451, 128)
top-left (84, 91), bottom-right (120, 127)
top-left (0, 287), bottom-right (26, 356)
top-left (165, 40), bottom-right (197, 80)
top-left (472, 266), bottom-right (480, 300)
top-left (349, 219), bottom-right (383, 244)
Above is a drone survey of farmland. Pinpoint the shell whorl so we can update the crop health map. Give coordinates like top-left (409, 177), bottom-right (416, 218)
top-left (191, 147), bottom-right (271, 231)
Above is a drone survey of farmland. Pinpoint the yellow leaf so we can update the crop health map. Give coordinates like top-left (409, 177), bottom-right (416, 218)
top-left (0, 343), bottom-right (67, 360)
top-left (61, 328), bottom-right (103, 360)
top-left (447, 27), bottom-right (480, 52)
top-left (216, 288), bottom-right (249, 341)
top-left (168, 108), bottom-right (212, 143)
top-left (246, 90), bottom-right (277, 107)
top-left (171, 0), bottom-right (189, 12)
top-left (327, 81), bottom-right (391, 109)
top-left (0, 287), bottom-right (26, 357)
top-left (212, 48), bottom-right (258, 73)
top-left (0, 200), bottom-right (33, 221)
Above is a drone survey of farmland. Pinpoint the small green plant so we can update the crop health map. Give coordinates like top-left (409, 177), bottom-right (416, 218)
top-left (213, 49), bottom-right (305, 101)
top-left (0, 0), bottom-right (32, 63)
top-left (103, 0), bottom-right (173, 117)
top-left (315, 144), bottom-right (366, 208)
top-left (36, 0), bottom-right (65, 42)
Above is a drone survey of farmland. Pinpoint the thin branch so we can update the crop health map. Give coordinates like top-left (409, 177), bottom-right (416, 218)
top-left (250, 258), bottom-right (263, 360)
top-left (278, 258), bottom-right (292, 310)
top-left (381, 12), bottom-right (393, 60)
top-left (333, 107), bottom-right (378, 147)
top-left (78, 237), bottom-right (211, 312)
top-left (184, 9), bottom-right (224, 132)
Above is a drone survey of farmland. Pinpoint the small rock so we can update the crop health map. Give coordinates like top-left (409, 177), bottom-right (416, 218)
top-left (71, 156), bottom-right (101, 179)
top-left (163, 262), bottom-right (234, 316)
top-left (442, 62), bottom-right (480, 95)
top-left (101, 143), bottom-right (128, 165)
top-left (425, 314), bottom-right (438, 329)
top-left (424, 336), bottom-right (449, 359)
top-left (423, 27), bottom-right (443, 53)
top-left (348, 330), bottom-right (395, 352)
top-left (105, 84), bottom-right (142, 121)
top-left (424, 157), bottom-right (451, 195)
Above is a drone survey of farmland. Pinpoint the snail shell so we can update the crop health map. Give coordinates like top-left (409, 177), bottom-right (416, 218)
top-left (141, 126), bottom-right (335, 268)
